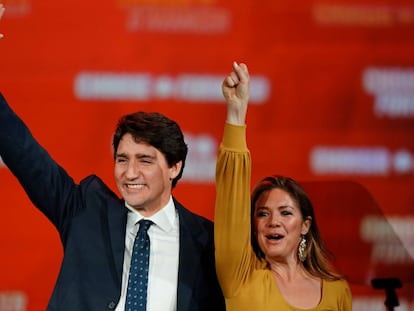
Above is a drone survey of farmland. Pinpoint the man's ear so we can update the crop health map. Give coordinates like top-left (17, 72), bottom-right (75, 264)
top-left (169, 161), bottom-right (182, 180)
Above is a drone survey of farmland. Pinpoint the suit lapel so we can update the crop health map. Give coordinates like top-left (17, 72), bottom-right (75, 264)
top-left (104, 196), bottom-right (208, 309)
top-left (175, 200), bottom-right (205, 311)
top-left (107, 199), bottom-right (128, 285)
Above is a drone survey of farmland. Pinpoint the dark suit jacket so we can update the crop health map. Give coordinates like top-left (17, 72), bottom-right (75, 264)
top-left (0, 93), bottom-right (225, 311)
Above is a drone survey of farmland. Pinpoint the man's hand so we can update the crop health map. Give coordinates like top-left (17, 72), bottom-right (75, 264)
top-left (0, 4), bottom-right (4, 39)
top-left (222, 62), bottom-right (250, 126)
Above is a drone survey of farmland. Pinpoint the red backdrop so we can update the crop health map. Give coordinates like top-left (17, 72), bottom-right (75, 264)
top-left (1, 0), bottom-right (413, 310)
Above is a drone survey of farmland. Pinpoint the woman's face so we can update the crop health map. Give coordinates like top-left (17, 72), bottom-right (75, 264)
top-left (253, 188), bottom-right (311, 262)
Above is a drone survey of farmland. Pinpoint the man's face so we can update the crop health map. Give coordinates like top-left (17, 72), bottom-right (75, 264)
top-left (114, 133), bottom-right (181, 217)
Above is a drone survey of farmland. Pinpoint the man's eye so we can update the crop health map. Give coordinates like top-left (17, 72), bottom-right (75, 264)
top-left (116, 158), bottom-right (126, 163)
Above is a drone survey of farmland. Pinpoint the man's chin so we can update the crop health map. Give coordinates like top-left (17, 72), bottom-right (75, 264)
top-left (124, 198), bottom-right (145, 210)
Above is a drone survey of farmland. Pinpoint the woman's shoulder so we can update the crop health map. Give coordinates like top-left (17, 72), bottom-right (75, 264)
top-left (323, 278), bottom-right (351, 293)
top-left (322, 278), bottom-right (353, 310)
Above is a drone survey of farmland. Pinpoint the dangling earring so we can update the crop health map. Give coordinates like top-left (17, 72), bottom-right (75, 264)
top-left (298, 235), bottom-right (307, 262)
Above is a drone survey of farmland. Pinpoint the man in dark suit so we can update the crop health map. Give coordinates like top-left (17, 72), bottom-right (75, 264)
top-left (0, 88), bottom-right (224, 310)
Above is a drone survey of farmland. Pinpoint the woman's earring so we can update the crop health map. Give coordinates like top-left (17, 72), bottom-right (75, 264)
top-left (298, 235), bottom-right (307, 262)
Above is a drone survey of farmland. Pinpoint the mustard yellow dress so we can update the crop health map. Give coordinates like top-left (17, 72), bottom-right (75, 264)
top-left (215, 124), bottom-right (352, 311)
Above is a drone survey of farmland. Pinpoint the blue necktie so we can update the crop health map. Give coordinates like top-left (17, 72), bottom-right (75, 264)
top-left (125, 219), bottom-right (153, 311)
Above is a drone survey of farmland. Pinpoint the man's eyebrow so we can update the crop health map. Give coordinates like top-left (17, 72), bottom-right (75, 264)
top-left (115, 152), bottom-right (127, 158)
top-left (115, 153), bottom-right (156, 160)
top-left (136, 154), bottom-right (155, 159)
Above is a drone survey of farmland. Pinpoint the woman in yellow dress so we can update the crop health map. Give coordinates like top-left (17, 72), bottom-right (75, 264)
top-left (215, 61), bottom-right (352, 311)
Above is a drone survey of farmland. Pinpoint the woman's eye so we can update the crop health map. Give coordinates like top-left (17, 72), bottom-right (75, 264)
top-left (257, 211), bottom-right (269, 217)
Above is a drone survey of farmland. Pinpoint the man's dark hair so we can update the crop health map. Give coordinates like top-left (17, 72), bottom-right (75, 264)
top-left (112, 111), bottom-right (188, 188)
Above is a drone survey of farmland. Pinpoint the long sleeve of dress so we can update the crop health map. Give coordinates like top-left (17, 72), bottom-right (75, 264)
top-left (214, 123), bottom-right (258, 297)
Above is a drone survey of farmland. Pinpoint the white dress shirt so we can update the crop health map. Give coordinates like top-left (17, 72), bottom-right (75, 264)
top-left (115, 197), bottom-right (179, 311)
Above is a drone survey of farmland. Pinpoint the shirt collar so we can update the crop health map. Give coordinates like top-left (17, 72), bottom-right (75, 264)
top-left (125, 196), bottom-right (177, 233)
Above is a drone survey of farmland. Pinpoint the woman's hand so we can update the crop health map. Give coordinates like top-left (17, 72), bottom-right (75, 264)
top-left (222, 61), bottom-right (250, 125)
